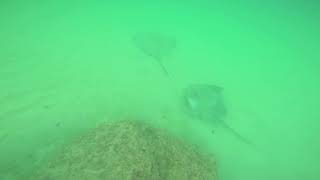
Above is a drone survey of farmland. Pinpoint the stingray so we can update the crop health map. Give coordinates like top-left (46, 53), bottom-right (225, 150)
top-left (182, 84), bottom-right (254, 146)
top-left (132, 32), bottom-right (176, 76)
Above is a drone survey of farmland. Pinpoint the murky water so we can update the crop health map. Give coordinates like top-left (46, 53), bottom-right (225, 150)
top-left (1, 1), bottom-right (320, 179)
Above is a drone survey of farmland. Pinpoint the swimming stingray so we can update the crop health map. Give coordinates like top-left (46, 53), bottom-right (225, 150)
top-left (182, 84), bottom-right (254, 146)
top-left (132, 32), bottom-right (176, 76)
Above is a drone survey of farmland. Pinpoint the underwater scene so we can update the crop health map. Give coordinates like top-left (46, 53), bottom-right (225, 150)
top-left (1, 1), bottom-right (320, 179)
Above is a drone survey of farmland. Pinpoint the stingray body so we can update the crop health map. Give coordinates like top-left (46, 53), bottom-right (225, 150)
top-left (183, 84), bottom-right (253, 146)
top-left (132, 32), bottom-right (176, 76)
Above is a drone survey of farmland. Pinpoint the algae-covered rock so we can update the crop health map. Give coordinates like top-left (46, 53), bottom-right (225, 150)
top-left (31, 120), bottom-right (217, 180)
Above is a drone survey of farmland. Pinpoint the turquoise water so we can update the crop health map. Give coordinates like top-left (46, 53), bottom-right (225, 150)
top-left (1, 1), bottom-right (320, 179)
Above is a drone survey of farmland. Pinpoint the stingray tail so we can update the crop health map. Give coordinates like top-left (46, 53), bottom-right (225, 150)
top-left (220, 123), bottom-right (254, 146)
top-left (159, 61), bottom-right (169, 76)
top-left (155, 58), bottom-right (169, 76)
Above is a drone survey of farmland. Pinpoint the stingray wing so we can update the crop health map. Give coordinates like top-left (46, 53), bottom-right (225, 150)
top-left (132, 32), bottom-right (176, 61)
top-left (183, 84), bottom-right (227, 122)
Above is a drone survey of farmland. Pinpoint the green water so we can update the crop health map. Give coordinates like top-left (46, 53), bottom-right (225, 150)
top-left (1, 1), bottom-right (320, 179)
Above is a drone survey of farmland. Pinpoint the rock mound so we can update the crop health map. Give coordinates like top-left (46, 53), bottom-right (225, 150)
top-left (31, 120), bottom-right (217, 180)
